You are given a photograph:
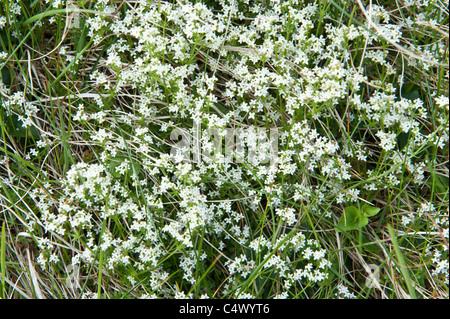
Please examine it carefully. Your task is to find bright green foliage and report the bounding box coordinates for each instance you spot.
[338,204,381,231]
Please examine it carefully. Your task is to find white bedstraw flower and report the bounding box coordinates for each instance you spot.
[435,95,449,111]
[336,283,356,299]
[376,131,396,151]
[276,207,297,226]
[0,16,7,29]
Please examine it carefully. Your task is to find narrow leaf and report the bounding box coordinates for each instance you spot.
[361,205,380,217]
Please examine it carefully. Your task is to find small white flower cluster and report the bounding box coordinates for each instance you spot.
[1,91,39,128]
[34,162,167,278]
[335,283,356,299]
[0,16,6,29]
[275,207,297,226]
[421,202,449,285]
[430,248,449,285]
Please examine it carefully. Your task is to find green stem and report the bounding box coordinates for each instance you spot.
[96,218,107,299]
[1,221,6,299]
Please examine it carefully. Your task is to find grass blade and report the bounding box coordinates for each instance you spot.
[387,224,417,299]
[1,221,6,299]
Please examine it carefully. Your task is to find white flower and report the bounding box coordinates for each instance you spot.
[276,207,297,226]
[336,283,356,299]
[376,131,396,151]
[0,16,6,29]
[435,95,449,111]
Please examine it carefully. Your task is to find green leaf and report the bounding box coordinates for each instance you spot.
[361,205,380,217]
[6,114,40,140]
[337,206,368,231]
[213,102,230,115]
[359,215,368,227]
[403,89,420,101]
[396,132,410,151]
[109,157,122,178]
[432,173,449,195]
[1,67,12,86]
